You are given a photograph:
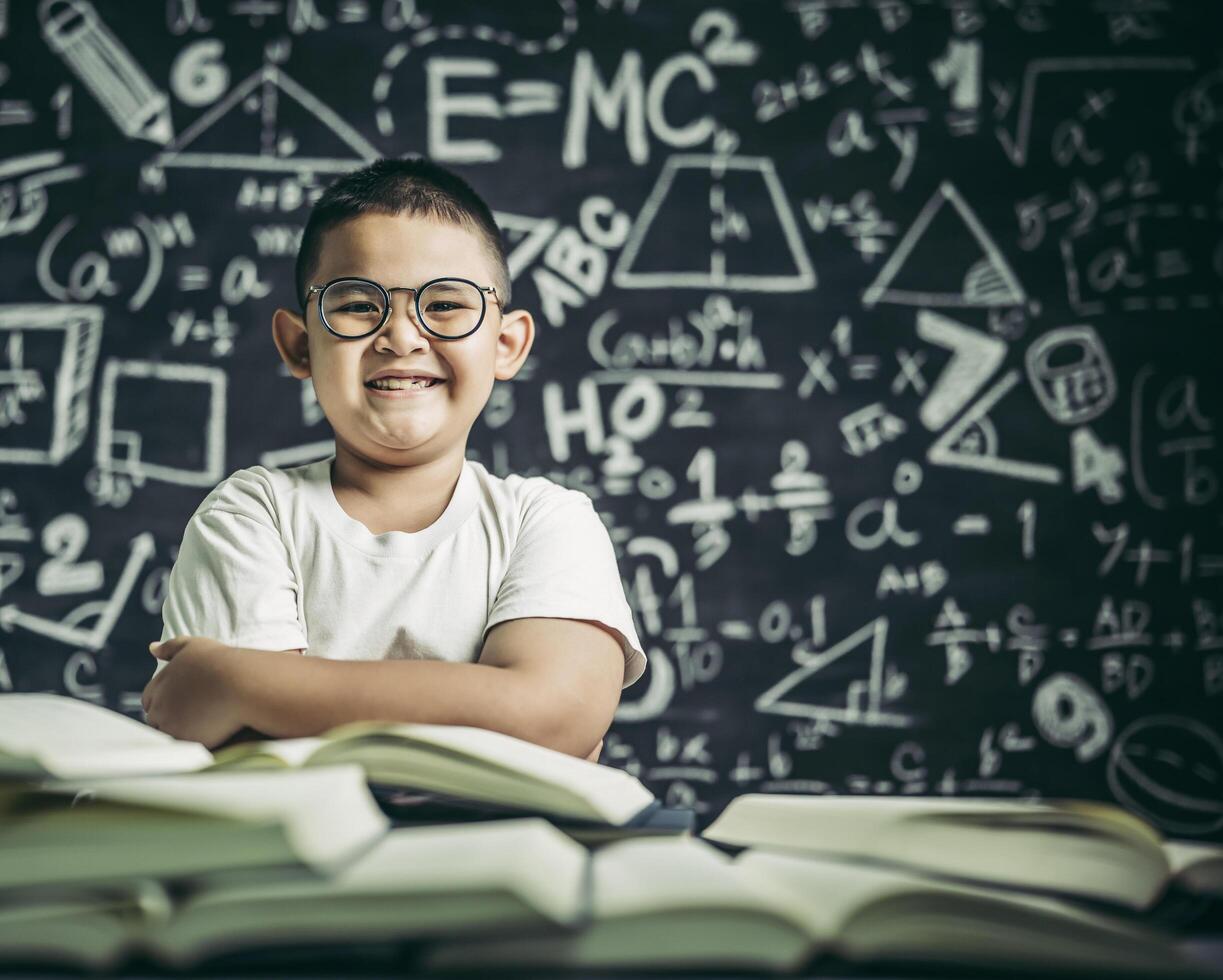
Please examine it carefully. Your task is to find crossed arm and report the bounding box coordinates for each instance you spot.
[141,617,625,759]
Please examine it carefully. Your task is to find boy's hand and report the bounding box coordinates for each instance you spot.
[142,637,248,749]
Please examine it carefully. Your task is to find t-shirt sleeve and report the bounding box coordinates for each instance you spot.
[153,499,308,679]
[485,489,647,690]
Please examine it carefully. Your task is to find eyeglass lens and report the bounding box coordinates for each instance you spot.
[320,279,485,338]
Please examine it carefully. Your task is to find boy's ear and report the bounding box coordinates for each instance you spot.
[272,307,311,379]
[493,307,535,382]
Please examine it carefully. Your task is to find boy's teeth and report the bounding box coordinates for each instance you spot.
[368,377,438,390]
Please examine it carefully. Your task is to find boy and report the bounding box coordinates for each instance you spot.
[141,158,647,762]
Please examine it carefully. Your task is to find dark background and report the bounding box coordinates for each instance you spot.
[1,0,1220,839]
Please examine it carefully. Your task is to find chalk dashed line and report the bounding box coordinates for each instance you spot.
[373,0,579,137]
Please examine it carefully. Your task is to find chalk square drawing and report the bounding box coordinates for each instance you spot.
[998,57,1194,168]
[1060,205,1211,317]
[0,304,102,465]
[862,182,1025,309]
[613,155,816,291]
[755,618,911,728]
[95,359,226,487]
[150,64,379,176]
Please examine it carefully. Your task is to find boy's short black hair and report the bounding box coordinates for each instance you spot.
[294,156,511,312]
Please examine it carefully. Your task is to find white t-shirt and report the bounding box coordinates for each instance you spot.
[157,456,647,690]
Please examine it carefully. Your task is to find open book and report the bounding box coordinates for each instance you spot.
[0,818,588,973]
[701,794,1223,910]
[0,764,389,891]
[420,835,1200,977]
[1166,841,1223,898]
[204,719,656,826]
[1,693,656,827]
[362,782,695,847]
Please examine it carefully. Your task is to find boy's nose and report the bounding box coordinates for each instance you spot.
[378,297,431,349]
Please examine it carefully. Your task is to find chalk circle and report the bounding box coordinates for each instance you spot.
[1031,672,1112,762]
[893,459,922,496]
[1107,715,1223,836]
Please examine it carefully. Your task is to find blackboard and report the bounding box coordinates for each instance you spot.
[1,0,1220,841]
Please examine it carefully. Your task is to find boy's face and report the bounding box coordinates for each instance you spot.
[272,212,533,470]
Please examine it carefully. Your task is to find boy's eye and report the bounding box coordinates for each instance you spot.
[337,302,381,315]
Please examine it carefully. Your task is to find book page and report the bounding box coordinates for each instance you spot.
[701,794,1170,909]
[47,764,390,870]
[1,694,179,750]
[306,722,655,824]
[418,837,821,975]
[177,818,587,925]
[322,722,621,789]
[591,836,817,933]
[1165,840,1223,895]
[208,737,326,769]
[0,695,214,778]
[732,849,1180,975]
[1165,840,1223,873]
[733,848,1124,937]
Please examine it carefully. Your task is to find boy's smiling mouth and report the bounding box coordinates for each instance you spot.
[365,369,446,393]
[366,377,443,390]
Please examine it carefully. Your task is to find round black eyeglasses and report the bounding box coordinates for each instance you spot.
[304,276,502,341]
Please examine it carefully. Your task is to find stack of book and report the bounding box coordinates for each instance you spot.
[0,692,689,971]
[2,693,1221,976]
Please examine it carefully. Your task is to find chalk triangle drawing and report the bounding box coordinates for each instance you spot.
[862,182,1025,308]
[927,368,1062,484]
[613,154,816,292]
[152,64,379,175]
[755,618,910,727]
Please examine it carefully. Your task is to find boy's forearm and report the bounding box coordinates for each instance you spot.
[229,648,579,753]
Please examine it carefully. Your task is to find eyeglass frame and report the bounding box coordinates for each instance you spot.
[303,275,502,341]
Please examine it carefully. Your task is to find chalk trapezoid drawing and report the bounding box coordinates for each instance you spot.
[754,618,909,727]
[613,154,816,292]
[926,368,1062,484]
[862,182,1025,309]
[153,64,380,174]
